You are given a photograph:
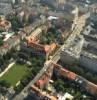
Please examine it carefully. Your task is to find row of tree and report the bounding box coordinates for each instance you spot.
[62,64,97,84]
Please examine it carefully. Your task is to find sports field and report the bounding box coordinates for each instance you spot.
[0,64,29,87]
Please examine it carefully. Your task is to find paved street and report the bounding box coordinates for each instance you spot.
[13,13,89,100]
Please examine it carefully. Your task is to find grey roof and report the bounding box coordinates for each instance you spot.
[0,2,12,15]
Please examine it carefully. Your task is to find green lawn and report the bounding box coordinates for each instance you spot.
[0,64,29,87]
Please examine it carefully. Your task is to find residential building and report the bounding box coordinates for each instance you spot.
[0,0,12,15]
[0,35,20,56]
[60,35,84,65]
[0,16,11,31]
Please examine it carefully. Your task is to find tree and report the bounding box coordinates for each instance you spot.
[14,84,24,93]
[0,28,4,32]
[21,77,29,86]
[86,72,93,80]
[11,20,19,31]
[48,26,56,33]
[6,15,23,32]
[74,91,82,100]
[0,80,10,88]
[66,98,71,100]
[54,79,65,92]
[0,39,3,46]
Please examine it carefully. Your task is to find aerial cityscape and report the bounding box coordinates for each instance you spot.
[0,0,97,100]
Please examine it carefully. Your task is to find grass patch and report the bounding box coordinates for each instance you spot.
[0,64,29,87]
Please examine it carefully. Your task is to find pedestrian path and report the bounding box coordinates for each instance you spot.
[0,62,15,78]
